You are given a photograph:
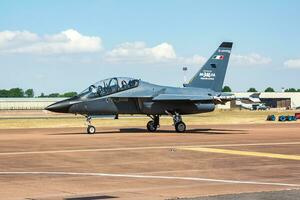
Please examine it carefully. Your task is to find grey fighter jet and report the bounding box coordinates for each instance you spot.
[46,42,234,134]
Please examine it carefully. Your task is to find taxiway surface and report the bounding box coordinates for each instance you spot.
[0,123,300,199]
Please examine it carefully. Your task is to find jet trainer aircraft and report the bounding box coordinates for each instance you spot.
[46,42,234,134]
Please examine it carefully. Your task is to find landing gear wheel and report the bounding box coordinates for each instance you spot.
[175,122,186,133]
[87,125,96,134]
[147,120,157,132]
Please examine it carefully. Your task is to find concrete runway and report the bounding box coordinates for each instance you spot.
[0,123,300,199]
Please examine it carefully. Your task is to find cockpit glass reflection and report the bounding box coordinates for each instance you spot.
[79,77,139,98]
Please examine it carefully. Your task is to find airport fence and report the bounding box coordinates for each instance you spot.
[0,98,66,110]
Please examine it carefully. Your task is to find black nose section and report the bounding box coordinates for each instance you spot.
[45,100,72,113]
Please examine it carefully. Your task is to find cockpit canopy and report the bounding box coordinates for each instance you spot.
[79,77,139,99]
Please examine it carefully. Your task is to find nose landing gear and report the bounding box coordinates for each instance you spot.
[87,125,96,134]
[86,116,96,134]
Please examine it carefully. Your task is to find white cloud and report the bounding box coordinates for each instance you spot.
[105,42,176,63]
[284,59,300,69]
[178,55,206,65]
[231,53,272,65]
[2,30,272,68]
[106,43,272,67]
[0,30,39,50]
[150,43,177,59]
[0,29,102,54]
[105,41,205,65]
[0,30,205,66]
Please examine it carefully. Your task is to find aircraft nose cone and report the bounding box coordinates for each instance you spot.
[45,100,72,113]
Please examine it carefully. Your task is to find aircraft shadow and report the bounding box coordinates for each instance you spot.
[114,128,247,134]
[51,128,248,135]
[64,195,117,200]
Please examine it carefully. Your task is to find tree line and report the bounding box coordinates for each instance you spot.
[0,88,77,98]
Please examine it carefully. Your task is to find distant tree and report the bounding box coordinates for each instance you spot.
[247,88,257,92]
[25,89,34,97]
[0,89,9,97]
[61,92,77,97]
[39,93,45,97]
[48,93,60,97]
[297,89,300,92]
[8,88,24,97]
[264,87,275,92]
[222,86,232,92]
[284,88,297,92]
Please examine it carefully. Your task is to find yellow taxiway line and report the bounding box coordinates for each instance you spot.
[179,147,300,161]
[1,142,300,156]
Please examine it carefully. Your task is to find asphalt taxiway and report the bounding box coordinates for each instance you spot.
[0,123,300,199]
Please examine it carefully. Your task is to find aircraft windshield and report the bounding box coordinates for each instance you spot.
[79,77,139,98]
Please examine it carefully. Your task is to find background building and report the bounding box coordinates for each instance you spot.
[234,92,300,109]
[0,98,66,110]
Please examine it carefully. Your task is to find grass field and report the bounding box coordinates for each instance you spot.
[0,109,299,129]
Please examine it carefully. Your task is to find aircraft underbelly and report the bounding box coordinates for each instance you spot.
[142,101,215,115]
[69,97,215,115]
[113,98,140,114]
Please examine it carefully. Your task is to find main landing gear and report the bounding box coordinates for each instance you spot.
[86,116,96,134]
[172,113,186,133]
[147,115,160,132]
[146,112,186,133]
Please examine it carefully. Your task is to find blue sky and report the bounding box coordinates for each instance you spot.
[0,0,300,94]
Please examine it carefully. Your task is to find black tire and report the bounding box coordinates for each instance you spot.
[175,122,186,133]
[87,125,96,134]
[147,120,157,132]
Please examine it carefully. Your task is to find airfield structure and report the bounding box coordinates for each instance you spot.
[0,93,300,110]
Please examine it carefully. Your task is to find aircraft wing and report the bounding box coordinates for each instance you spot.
[152,94,214,101]
[152,94,236,105]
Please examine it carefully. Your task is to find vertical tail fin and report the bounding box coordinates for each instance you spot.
[185,42,233,92]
